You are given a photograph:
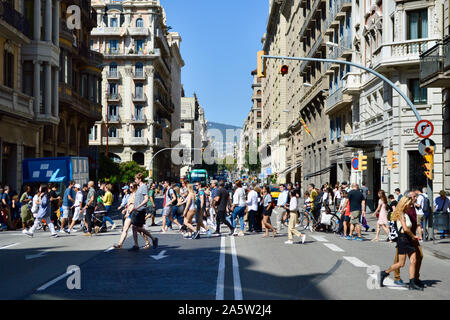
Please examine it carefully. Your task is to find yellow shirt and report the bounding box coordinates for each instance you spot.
[310,190,318,209]
[103,191,113,206]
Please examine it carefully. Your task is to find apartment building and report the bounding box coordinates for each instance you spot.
[179,94,208,177]
[89,0,184,181]
[420,0,450,191]
[0,0,103,190]
[238,69,263,175]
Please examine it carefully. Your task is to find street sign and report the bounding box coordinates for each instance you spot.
[352,158,359,170]
[418,139,436,156]
[266,168,272,175]
[415,120,434,139]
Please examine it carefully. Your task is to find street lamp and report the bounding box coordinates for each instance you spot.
[303,82,313,87]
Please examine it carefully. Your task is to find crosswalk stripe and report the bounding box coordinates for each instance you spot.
[310,235,328,242]
[323,243,345,252]
[343,256,369,268]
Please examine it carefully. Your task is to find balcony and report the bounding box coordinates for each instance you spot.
[420,37,450,88]
[128,27,149,36]
[372,38,439,72]
[325,87,352,114]
[0,84,34,120]
[326,0,351,30]
[102,137,123,145]
[106,71,121,81]
[131,115,147,124]
[128,137,148,146]
[0,1,31,39]
[104,47,122,56]
[91,27,122,36]
[154,71,169,92]
[133,70,146,81]
[132,93,147,102]
[106,115,121,124]
[106,93,121,102]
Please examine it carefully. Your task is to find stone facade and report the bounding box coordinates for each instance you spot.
[89,0,183,181]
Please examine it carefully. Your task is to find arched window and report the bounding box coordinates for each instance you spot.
[135,62,143,77]
[133,152,145,165]
[136,18,144,27]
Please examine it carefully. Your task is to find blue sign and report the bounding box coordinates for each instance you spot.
[266,168,272,175]
[23,158,72,184]
[352,158,359,170]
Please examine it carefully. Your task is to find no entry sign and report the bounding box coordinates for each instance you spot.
[415,120,434,139]
[352,158,359,170]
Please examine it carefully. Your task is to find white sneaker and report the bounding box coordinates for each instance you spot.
[232,229,238,236]
[301,235,306,244]
[284,240,294,245]
[23,230,33,237]
[295,223,301,228]
[71,229,78,233]
[111,224,116,231]
[309,226,313,233]
[238,231,245,237]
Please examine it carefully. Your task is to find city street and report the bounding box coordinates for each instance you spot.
[0,197,449,300]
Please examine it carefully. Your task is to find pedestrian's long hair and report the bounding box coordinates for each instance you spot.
[391,196,413,222]
[379,190,388,206]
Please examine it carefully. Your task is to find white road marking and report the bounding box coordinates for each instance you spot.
[36,270,74,292]
[368,274,408,291]
[216,236,226,300]
[0,243,20,250]
[343,256,369,268]
[310,235,328,242]
[150,250,168,261]
[230,236,243,300]
[323,243,345,252]
[25,251,48,260]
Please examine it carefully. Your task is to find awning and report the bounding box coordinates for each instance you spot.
[344,140,383,148]
[279,162,302,176]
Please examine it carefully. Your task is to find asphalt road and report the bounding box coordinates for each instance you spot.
[0,197,449,300]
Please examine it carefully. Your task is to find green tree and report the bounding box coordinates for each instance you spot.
[118,161,148,183]
[244,138,261,174]
[98,154,120,182]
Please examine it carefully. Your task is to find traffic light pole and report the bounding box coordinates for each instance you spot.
[148,147,204,181]
[260,55,423,122]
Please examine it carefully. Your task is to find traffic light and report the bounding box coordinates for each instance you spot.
[423,146,434,180]
[358,153,368,172]
[257,50,266,78]
[387,150,399,170]
[280,65,289,76]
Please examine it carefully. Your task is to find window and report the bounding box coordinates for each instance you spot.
[89,126,98,141]
[108,105,118,120]
[407,9,428,40]
[135,105,143,120]
[136,18,144,27]
[108,127,117,138]
[81,74,87,98]
[257,111,262,118]
[330,119,335,141]
[3,49,13,88]
[135,62,143,76]
[109,40,118,53]
[409,79,427,104]
[110,17,118,27]
[64,55,70,84]
[135,83,143,98]
[336,117,342,139]
[136,40,144,53]
[109,83,118,95]
[134,127,143,138]
[109,63,117,77]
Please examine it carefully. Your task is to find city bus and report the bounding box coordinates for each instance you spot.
[187,169,209,185]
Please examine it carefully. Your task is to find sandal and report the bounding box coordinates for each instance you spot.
[142,243,151,250]
[113,244,122,249]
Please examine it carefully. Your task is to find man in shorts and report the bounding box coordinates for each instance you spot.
[129,173,158,251]
[347,183,366,241]
[145,183,157,226]
[60,181,75,233]
[161,181,178,232]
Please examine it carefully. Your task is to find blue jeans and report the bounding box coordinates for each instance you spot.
[167,206,183,228]
[103,206,114,226]
[232,206,246,231]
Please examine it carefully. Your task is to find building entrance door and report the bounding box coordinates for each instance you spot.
[408,150,427,190]
[372,158,381,212]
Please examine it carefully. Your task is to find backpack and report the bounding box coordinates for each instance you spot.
[422,195,430,215]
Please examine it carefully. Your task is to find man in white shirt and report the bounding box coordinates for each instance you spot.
[275,185,289,233]
[285,190,306,245]
[68,184,84,233]
[246,184,259,232]
[414,188,426,241]
[231,181,247,236]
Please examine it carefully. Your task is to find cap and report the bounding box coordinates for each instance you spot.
[341,181,348,185]
[122,186,129,190]
[74,184,81,189]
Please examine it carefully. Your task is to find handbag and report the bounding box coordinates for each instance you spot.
[320,212,332,226]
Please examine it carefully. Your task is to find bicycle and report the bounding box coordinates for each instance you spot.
[298,209,340,233]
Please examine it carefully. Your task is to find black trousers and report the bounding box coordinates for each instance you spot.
[85,207,94,233]
[248,210,257,231]
[216,210,233,233]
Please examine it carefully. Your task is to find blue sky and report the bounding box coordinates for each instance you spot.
[161,0,268,127]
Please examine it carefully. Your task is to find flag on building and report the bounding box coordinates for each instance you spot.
[300,116,312,136]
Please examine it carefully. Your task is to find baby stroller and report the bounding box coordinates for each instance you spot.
[93,200,108,233]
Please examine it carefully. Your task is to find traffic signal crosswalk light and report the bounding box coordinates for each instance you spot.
[280,65,289,76]
[257,51,266,78]
[358,153,368,172]
[423,146,434,180]
[387,150,399,170]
